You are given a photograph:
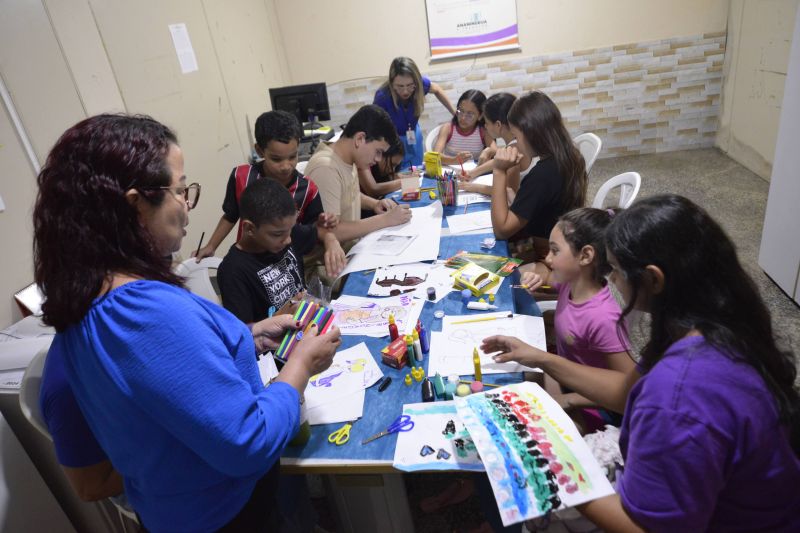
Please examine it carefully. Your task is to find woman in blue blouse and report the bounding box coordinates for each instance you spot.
[373,56,456,169]
[33,114,340,532]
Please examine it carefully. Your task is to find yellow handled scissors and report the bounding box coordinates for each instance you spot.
[328,420,355,446]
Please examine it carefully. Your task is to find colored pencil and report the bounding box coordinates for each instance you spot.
[450,313,513,325]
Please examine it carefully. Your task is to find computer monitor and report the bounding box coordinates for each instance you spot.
[269,82,331,123]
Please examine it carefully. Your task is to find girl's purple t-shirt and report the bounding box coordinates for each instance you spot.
[618,335,800,532]
[554,282,628,368]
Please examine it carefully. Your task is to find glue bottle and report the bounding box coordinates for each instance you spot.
[388,313,398,341]
[412,329,423,362]
[467,301,498,311]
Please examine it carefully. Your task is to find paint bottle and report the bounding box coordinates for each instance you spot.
[405,335,416,364]
[388,313,398,341]
[422,378,435,402]
[413,330,424,362]
[419,322,430,354]
[461,289,472,306]
[427,287,436,301]
[473,347,482,381]
[432,372,445,397]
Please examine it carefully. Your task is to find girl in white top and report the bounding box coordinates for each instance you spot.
[434,90,493,165]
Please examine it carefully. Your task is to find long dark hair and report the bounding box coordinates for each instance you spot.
[606,194,800,453]
[558,207,617,284]
[483,92,516,125]
[508,91,586,211]
[452,89,486,128]
[33,114,184,331]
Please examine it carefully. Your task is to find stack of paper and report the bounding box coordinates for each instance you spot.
[303,343,383,425]
[339,201,443,276]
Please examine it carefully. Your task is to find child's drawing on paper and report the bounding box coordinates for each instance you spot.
[330,295,422,337]
[303,343,383,410]
[455,382,613,526]
[309,357,368,388]
[393,402,484,472]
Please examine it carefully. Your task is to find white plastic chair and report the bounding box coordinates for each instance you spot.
[573,133,602,173]
[19,346,52,440]
[592,172,641,209]
[537,300,557,313]
[19,347,140,530]
[174,257,222,304]
[425,124,443,152]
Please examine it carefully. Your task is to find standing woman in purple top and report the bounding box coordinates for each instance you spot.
[373,56,456,169]
[485,194,800,531]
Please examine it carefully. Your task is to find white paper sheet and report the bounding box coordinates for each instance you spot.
[168,23,198,74]
[456,383,615,525]
[456,192,491,206]
[303,343,383,410]
[339,202,443,276]
[330,295,423,337]
[472,174,493,187]
[393,401,485,472]
[367,261,456,302]
[427,313,545,377]
[446,210,493,235]
[305,389,364,425]
[447,161,477,173]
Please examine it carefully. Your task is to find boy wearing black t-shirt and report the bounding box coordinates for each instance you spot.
[218,178,326,324]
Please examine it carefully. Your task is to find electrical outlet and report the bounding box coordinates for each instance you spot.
[0,194,5,212]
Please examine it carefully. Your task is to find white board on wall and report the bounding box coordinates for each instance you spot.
[425,0,520,60]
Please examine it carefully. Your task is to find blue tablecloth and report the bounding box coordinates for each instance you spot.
[282,178,541,467]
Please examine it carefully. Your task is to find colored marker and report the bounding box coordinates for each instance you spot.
[473,347,482,382]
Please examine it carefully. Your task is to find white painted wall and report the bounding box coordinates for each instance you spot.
[273,0,729,85]
[717,0,800,179]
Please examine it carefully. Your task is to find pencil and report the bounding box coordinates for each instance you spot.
[451,313,513,325]
[460,379,503,389]
[511,284,552,290]
[195,231,205,258]
[463,199,469,214]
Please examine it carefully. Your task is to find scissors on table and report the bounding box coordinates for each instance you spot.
[328,420,355,446]
[361,414,414,445]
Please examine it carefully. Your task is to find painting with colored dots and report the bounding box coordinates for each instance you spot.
[393,401,484,472]
[455,382,614,526]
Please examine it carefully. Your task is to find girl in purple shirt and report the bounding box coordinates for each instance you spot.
[485,194,800,531]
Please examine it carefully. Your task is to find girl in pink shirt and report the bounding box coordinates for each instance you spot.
[504,207,635,431]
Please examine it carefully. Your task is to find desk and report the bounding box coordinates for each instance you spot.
[281,179,542,531]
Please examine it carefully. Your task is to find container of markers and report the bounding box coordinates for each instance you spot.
[274,299,336,363]
[435,170,459,207]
